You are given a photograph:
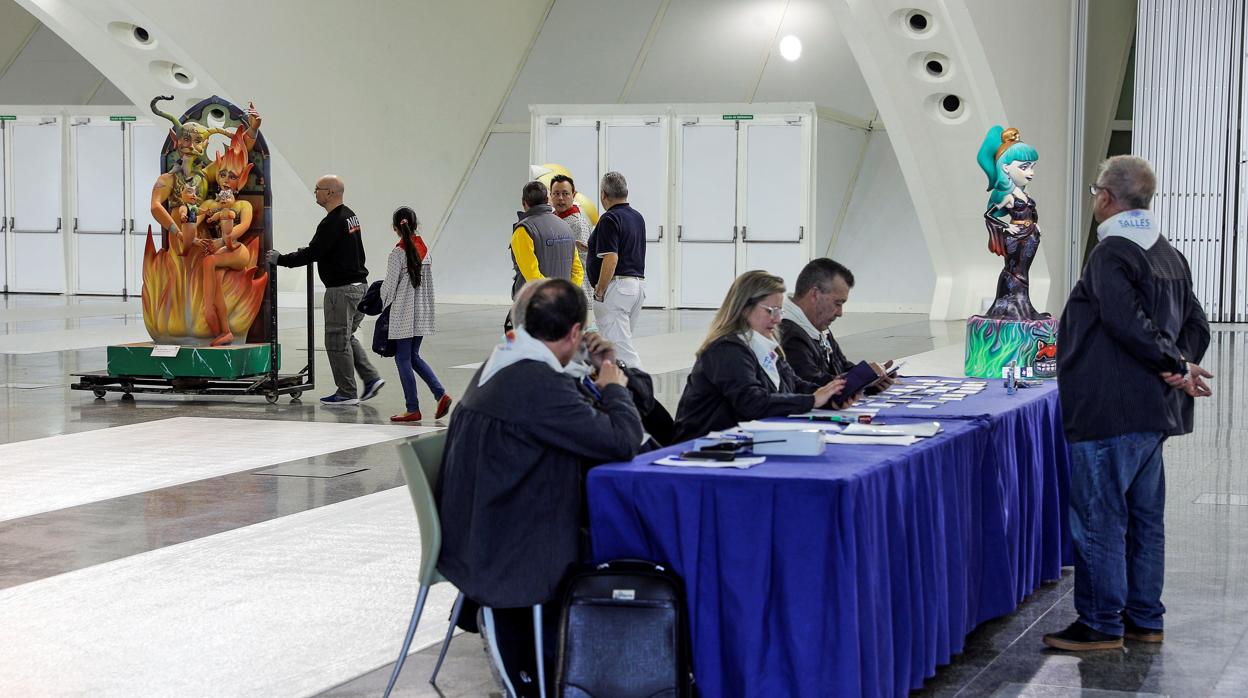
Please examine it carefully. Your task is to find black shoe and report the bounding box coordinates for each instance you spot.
[1122,615,1164,643]
[1043,621,1124,651]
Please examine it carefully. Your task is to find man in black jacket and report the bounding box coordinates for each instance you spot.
[436,278,643,695]
[780,258,893,389]
[1044,155,1213,651]
[266,175,383,405]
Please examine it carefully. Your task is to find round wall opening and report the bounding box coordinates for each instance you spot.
[927,92,968,124]
[107,21,158,50]
[896,9,936,37]
[148,60,198,90]
[908,51,952,83]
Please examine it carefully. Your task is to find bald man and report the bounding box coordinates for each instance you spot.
[267,175,383,405]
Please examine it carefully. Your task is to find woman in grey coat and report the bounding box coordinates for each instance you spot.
[381,206,451,422]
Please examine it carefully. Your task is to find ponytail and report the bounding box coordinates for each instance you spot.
[393,206,423,288]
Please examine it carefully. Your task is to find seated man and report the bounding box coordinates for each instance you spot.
[436,278,643,697]
[780,258,894,390]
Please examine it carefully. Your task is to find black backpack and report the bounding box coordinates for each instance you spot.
[556,559,695,697]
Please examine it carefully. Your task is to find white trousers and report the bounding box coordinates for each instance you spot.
[592,277,645,368]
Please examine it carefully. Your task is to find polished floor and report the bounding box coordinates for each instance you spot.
[0,294,1244,697]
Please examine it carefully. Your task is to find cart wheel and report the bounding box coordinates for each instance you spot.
[265,392,279,404]
[121,392,135,402]
[290,391,303,402]
[92,389,107,399]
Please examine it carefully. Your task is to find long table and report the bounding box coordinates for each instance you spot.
[586,380,1070,697]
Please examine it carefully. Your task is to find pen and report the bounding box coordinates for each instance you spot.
[807,415,854,423]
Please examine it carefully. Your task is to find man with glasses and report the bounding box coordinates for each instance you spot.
[1044,155,1212,651]
[550,174,596,328]
[780,258,894,390]
[266,175,383,405]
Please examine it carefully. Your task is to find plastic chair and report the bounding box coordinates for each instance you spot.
[384,432,547,698]
[384,432,466,697]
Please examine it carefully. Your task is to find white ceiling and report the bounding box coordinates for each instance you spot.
[0,0,127,105]
[502,0,878,122]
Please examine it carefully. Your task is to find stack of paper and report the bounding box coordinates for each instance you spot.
[824,434,916,446]
[842,421,942,438]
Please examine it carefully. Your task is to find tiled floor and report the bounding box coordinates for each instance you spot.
[0,294,1243,697]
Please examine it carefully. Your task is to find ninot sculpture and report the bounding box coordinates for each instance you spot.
[965,125,1059,378]
[142,96,269,346]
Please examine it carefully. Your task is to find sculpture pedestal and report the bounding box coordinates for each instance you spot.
[107,342,278,379]
[964,316,1058,379]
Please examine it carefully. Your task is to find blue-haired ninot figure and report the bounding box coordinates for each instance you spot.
[976,125,1049,320]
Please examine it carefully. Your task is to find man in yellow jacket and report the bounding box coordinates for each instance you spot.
[507,181,583,331]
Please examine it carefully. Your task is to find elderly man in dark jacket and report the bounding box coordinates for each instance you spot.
[436,278,642,695]
[1045,155,1212,652]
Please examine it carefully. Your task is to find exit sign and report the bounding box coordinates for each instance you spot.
[0,115,15,121]
[722,114,754,121]
[109,115,137,122]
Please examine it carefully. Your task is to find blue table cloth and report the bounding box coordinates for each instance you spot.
[587,381,1071,698]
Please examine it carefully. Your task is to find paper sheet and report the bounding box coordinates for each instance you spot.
[842,422,941,438]
[653,456,766,469]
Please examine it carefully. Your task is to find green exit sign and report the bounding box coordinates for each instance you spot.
[722,114,754,121]
[0,115,16,121]
[109,115,137,122]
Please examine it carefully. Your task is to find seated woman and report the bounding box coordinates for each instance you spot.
[672,270,848,443]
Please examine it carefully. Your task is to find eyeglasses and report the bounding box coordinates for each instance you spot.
[314,186,336,193]
[1088,184,1115,198]
[759,304,783,317]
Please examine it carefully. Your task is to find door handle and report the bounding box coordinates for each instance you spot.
[677,225,682,241]
[798,225,804,241]
[658,225,663,241]
[741,225,748,240]
[733,226,738,241]
[56,217,62,233]
[73,217,79,234]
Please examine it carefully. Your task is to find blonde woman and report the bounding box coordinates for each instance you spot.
[672,270,847,442]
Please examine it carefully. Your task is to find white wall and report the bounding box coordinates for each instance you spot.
[832,128,934,312]
[433,133,529,302]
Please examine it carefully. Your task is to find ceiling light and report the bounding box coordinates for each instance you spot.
[779,35,802,62]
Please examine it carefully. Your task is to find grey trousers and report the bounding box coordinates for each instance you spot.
[324,284,379,398]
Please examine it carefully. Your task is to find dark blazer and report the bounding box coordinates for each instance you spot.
[1057,235,1210,442]
[779,318,854,385]
[672,334,819,443]
[435,360,644,608]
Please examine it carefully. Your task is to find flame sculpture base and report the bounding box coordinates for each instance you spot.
[107,342,279,380]
[964,316,1058,379]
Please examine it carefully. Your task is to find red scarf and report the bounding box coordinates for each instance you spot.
[398,234,428,260]
[555,204,580,220]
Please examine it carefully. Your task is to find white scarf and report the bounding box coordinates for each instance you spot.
[781,297,822,341]
[478,328,565,386]
[744,330,781,389]
[1097,209,1160,250]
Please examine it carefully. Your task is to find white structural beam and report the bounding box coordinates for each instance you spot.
[828,0,1049,320]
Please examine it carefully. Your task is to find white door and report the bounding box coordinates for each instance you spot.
[72,120,127,295]
[542,120,599,209]
[676,122,738,308]
[1,122,8,292]
[11,119,65,293]
[130,123,168,293]
[740,121,808,291]
[603,120,667,307]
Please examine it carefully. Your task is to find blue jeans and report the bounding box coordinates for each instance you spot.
[1069,431,1167,635]
[393,336,445,413]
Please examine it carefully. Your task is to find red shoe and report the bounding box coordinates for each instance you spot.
[390,411,423,423]
[434,394,454,419]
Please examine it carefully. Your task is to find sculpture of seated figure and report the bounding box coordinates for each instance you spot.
[141,96,268,346]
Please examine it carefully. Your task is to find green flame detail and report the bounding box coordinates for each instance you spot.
[964,317,1059,378]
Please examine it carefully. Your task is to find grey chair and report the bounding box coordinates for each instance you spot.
[384,433,546,698]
